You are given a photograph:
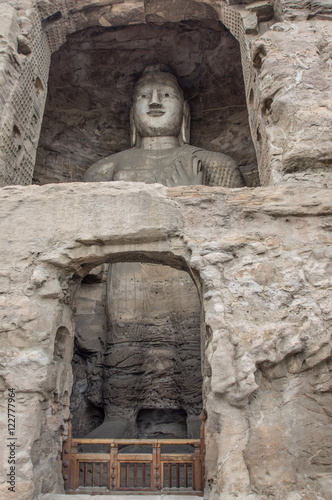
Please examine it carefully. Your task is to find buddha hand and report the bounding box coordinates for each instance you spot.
[168,155,203,186]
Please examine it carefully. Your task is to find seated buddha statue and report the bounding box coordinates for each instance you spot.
[84,64,244,187]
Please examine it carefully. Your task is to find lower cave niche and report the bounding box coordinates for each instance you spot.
[70,261,203,441]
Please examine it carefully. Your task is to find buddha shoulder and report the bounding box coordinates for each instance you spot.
[83,149,135,182]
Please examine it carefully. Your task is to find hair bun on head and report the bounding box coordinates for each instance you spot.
[135,64,182,96]
[142,64,175,76]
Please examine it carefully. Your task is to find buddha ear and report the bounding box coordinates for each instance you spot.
[179,100,190,145]
[130,108,137,147]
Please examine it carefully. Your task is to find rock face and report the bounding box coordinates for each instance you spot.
[245,358,332,497]
[0,182,331,500]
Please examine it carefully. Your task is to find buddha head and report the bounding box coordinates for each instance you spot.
[130,64,190,147]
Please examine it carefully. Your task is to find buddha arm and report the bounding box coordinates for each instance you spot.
[197,150,245,188]
[83,157,117,182]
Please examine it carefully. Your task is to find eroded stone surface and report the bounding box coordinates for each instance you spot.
[0,182,331,499]
[250,19,332,186]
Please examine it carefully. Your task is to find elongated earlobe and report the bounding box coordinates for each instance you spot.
[179,101,190,145]
[130,108,136,147]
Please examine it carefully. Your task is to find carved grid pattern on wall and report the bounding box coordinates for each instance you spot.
[0,9,51,186]
[40,0,79,53]
[219,5,264,183]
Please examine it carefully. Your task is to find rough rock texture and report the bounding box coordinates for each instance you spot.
[0,181,331,499]
[0,0,331,188]
[250,19,332,186]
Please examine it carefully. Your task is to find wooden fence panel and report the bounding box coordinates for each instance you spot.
[62,411,207,495]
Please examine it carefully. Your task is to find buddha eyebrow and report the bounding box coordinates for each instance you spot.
[135,87,180,99]
[159,89,180,96]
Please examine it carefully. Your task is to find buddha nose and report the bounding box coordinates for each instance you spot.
[149,89,162,107]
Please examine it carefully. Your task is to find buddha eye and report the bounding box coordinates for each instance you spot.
[141,94,147,99]
[164,93,170,97]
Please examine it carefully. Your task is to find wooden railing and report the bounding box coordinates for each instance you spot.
[62,412,206,495]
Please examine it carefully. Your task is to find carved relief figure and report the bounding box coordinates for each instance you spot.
[84,64,244,187]
[83,65,244,440]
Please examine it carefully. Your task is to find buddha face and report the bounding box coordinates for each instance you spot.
[132,73,184,138]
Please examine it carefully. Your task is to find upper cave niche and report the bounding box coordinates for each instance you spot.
[34,21,258,186]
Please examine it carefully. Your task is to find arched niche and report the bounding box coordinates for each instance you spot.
[70,258,204,441]
[34,20,258,186]
[54,325,72,362]
[0,0,267,187]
